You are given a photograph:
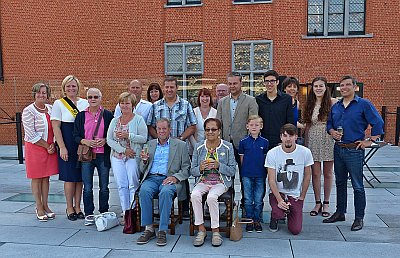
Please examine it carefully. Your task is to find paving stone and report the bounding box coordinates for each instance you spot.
[291,239,400,258]
[174,235,292,257]
[0,243,110,258]
[0,200,33,213]
[0,225,78,245]
[108,249,228,258]
[377,214,400,228]
[339,226,400,243]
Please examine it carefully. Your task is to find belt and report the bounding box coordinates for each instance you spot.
[150,173,166,177]
[337,142,359,149]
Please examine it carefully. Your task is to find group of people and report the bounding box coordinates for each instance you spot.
[22,70,384,247]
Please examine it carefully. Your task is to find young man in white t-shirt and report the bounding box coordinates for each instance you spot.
[265,124,313,235]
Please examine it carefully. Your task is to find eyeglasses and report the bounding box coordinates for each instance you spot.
[264,80,277,84]
[205,128,218,132]
[87,96,100,99]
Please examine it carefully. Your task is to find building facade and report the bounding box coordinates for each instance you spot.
[0,0,399,144]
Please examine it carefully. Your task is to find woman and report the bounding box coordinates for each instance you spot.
[282,77,304,129]
[146,82,163,103]
[51,75,89,221]
[107,92,148,214]
[73,88,113,225]
[189,88,217,148]
[22,83,58,221]
[303,76,337,217]
[190,118,237,247]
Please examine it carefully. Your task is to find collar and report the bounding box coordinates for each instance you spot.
[157,138,170,146]
[204,139,223,151]
[248,134,260,140]
[230,92,242,101]
[162,95,180,105]
[338,94,360,104]
[84,106,103,113]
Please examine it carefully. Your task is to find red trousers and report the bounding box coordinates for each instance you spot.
[269,193,304,235]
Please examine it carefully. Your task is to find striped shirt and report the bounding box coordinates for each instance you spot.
[147,96,197,138]
[22,103,53,143]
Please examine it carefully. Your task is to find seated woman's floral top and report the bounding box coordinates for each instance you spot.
[200,148,223,185]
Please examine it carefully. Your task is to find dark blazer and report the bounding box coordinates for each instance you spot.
[73,108,114,168]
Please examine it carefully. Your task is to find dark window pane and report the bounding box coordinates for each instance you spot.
[167,0,183,6]
[234,0,252,2]
[186,0,202,4]
[253,44,271,70]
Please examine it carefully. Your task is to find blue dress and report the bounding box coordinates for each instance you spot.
[58,121,81,182]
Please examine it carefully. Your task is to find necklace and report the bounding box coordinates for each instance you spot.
[33,103,47,112]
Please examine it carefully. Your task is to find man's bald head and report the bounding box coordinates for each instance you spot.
[128,80,143,101]
[216,83,229,101]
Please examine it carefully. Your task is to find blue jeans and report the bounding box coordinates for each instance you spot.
[81,154,110,216]
[242,176,266,222]
[334,145,365,219]
[139,175,177,231]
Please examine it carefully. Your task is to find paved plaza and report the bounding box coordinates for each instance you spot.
[0,145,399,258]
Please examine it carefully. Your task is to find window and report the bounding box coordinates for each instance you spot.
[233,0,272,4]
[307,0,365,36]
[165,43,203,101]
[232,40,273,96]
[166,0,202,6]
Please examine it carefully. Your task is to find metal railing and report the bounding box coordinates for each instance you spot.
[0,109,23,164]
[381,106,400,146]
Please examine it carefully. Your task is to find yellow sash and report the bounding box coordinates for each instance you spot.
[60,98,79,118]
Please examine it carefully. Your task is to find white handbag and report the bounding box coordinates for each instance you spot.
[94,212,119,232]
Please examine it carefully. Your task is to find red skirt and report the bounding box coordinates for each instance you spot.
[25,142,58,179]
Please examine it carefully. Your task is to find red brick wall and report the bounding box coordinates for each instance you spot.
[0,0,399,145]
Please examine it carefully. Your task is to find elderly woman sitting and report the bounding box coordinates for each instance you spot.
[190,118,237,247]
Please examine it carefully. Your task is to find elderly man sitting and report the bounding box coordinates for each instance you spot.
[136,118,190,246]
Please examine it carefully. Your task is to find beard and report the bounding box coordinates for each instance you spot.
[284,142,293,149]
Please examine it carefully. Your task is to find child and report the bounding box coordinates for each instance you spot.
[238,115,269,233]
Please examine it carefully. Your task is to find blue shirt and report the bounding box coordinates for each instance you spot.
[238,135,269,177]
[229,93,241,122]
[149,139,170,176]
[327,95,384,144]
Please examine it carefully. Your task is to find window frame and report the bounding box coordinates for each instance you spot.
[164,42,204,99]
[232,40,273,96]
[307,0,366,37]
[165,0,203,7]
[233,0,273,4]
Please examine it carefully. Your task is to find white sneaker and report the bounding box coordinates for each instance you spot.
[84,215,95,226]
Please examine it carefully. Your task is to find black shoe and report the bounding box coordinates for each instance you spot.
[322,212,345,223]
[246,223,254,233]
[182,210,190,221]
[156,231,167,246]
[76,211,85,219]
[254,222,263,233]
[269,217,278,232]
[351,218,363,231]
[66,209,77,221]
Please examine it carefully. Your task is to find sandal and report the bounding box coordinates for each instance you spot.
[322,201,330,217]
[310,201,322,216]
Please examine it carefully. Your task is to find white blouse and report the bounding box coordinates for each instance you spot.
[22,103,53,143]
[50,98,89,122]
[191,106,217,144]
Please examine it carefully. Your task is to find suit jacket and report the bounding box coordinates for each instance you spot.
[139,138,190,200]
[216,93,258,149]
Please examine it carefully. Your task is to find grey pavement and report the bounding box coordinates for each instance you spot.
[0,145,399,257]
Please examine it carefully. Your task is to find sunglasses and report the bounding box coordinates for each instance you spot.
[87,96,100,99]
[205,128,218,132]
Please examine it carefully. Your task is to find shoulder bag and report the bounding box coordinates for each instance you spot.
[77,109,104,162]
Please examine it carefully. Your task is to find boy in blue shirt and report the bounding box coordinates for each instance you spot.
[239,115,269,232]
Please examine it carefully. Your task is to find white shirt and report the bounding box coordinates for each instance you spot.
[114,99,152,122]
[192,107,217,143]
[50,98,89,122]
[265,144,314,198]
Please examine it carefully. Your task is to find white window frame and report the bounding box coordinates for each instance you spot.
[165,0,203,7]
[164,42,204,99]
[307,0,367,37]
[233,0,272,4]
[232,40,273,96]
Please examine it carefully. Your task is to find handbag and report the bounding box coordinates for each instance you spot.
[77,109,104,162]
[94,212,119,232]
[123,199,138,234]
[230,202,253,241]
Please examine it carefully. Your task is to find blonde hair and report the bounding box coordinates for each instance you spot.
[247,115,263,124]
[118,92,137,106]
[61,75,81,96]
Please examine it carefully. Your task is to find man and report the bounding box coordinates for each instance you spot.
[114,79,152,122]
[217,72,258,208]
[147,76,197,218]
[136,118,190,246]
[265,124,313,235]
[323,75,384,231]
[256,70,294,150]
[213,83,229,108]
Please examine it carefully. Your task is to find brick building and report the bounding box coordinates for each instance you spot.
[0,0,399,144]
